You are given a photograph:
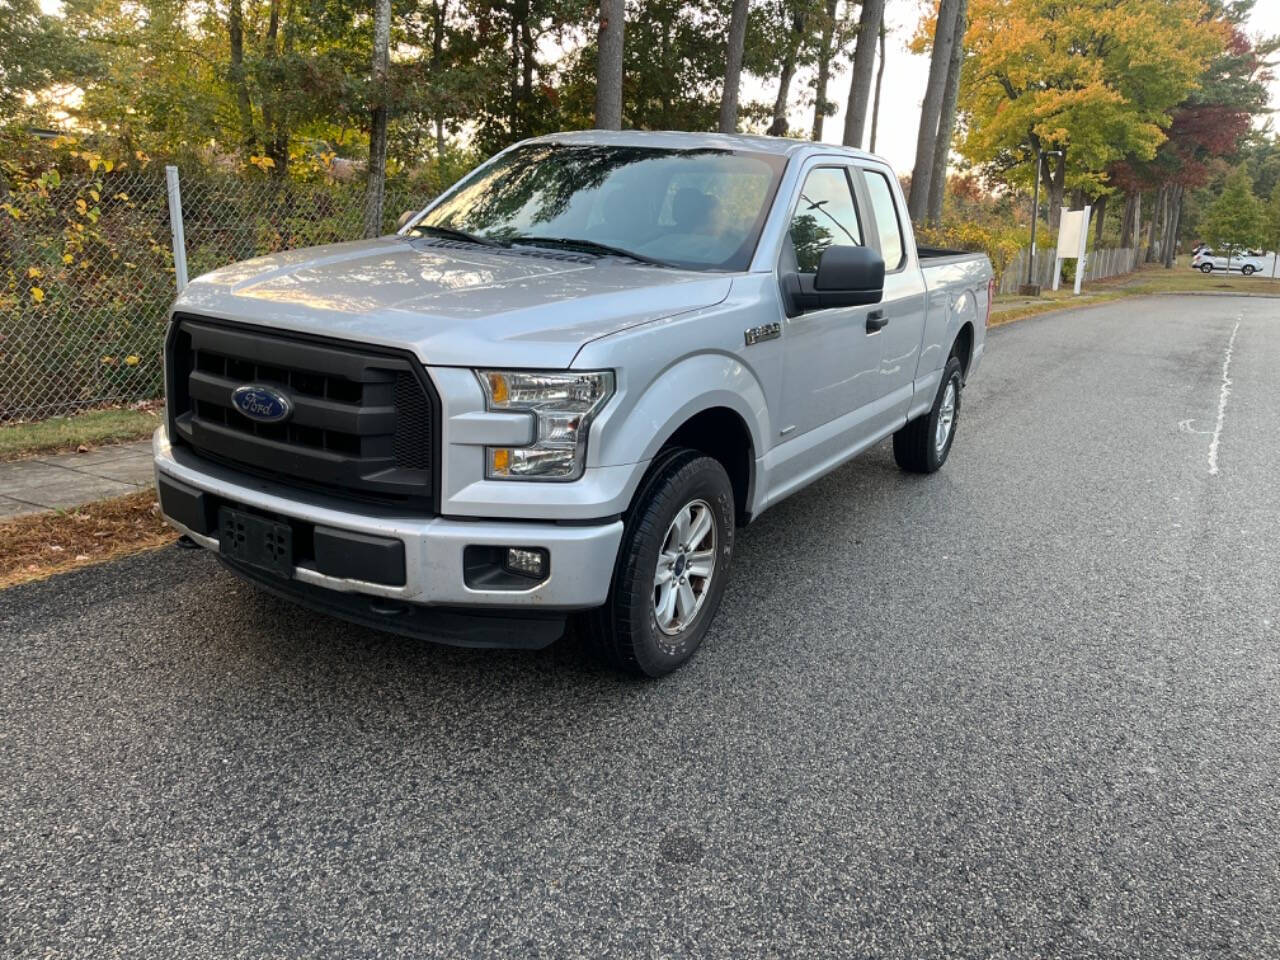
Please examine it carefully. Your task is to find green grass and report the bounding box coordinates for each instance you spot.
[0,407,159,461]
[991,263,1280,328]
[1108,263,1280,296]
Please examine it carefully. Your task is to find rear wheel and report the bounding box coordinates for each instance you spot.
[1200,263,1214,274]
[893,355,963,474]
[583,449,735,677]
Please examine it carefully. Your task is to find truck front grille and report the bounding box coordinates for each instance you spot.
[166,315,437,507]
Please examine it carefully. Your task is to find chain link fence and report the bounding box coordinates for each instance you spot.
[2,170,175,421]
[177,173,420,285]
[5,165,1148,423]
[1,168,425,422]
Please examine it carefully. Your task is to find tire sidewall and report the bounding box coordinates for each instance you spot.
[620,456,735,676]
[926,358,963,471]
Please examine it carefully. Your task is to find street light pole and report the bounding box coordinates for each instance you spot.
[1026,150,1042,288]
[1023,147,1063,293]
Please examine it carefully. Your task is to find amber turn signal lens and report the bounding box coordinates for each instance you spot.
[490,448,511,475]
[485,372,509,405]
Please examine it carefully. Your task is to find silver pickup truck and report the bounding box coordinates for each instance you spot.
[155,130,992,675]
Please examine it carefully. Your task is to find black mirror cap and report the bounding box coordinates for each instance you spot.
[814,244,886,293]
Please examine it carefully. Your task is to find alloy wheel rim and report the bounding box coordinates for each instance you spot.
[653,498,716,636]
[935,379,957,456]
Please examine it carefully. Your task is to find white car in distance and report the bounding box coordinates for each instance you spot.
[1190,248,1266,275]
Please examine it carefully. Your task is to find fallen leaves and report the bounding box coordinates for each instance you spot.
[0,490,176,589]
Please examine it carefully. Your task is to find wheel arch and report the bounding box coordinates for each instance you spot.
[654,406,756,525]
[952,321,975,376]
[595,353,767,526]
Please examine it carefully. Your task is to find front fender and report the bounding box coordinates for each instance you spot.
[588,351,770,479]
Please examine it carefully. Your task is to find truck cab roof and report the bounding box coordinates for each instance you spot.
[521,129,881,164]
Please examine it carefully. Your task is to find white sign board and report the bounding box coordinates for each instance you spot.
[1053,206,1092,295]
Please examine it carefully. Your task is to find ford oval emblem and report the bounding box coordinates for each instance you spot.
[231,384,294,423]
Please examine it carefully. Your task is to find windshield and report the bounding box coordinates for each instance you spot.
[415,142,787,271]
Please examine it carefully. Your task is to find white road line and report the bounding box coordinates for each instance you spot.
[1207,319,1241,477]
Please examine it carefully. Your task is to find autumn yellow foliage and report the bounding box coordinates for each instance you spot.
[957,0,1224,195]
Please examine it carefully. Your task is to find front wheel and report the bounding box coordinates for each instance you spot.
[1242,265,1256,276]
[893,355,963,474]
[583,450,735,677]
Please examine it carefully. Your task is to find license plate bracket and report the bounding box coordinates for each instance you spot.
[218,506,293,577]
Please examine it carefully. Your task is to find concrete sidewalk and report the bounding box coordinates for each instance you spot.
[0,439,154,519]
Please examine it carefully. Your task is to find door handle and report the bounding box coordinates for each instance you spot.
[866,309,888,333]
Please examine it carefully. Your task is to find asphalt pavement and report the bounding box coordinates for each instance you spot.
[3,294,1278,958]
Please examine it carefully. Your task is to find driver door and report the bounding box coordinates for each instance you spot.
[774,164,884,481]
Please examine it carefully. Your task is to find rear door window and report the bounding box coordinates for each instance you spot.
[862,169,906,271]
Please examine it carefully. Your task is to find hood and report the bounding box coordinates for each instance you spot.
[174,236,733,368]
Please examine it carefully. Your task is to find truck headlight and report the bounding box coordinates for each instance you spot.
[476,370,614,480]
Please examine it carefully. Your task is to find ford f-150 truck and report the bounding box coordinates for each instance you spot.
[155,130,992,676]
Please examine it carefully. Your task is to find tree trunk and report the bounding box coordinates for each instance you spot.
[869,19,886,152]
[508,11,521,136]
[811,0,840,140]
[769,55,798,136]
[1162,185,1184,269]
[1093,193,1108,247]
[769,12,806,137]
[718,0,750,133]
[1131,191,1141,269]
[594,0,625,129]
[659,16,672,123]
[1145,184,1166,263]
[926,0,968,225]
[1046,151,1066,240]
[430,1,448,155]
[520,14,534,113]
[362,0,392,238]
[228,0,256,151]
[261,0,285,176]
[1119,190,1138,248]
[842,0,886,149]
[907,0,962,222]
[269,0,296,177]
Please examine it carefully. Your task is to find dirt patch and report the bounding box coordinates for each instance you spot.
[0,489,177,589]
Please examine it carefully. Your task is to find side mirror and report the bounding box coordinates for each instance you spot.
[784,245,885,315]
[397,210,418,230]
[814,245,885,300]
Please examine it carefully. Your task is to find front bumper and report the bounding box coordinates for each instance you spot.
[152,426,623,615]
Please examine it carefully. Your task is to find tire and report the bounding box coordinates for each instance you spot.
[1242,265,1255,276]
[583,449,735,677]
[1200,263,1214,274]
[893,355,963,474]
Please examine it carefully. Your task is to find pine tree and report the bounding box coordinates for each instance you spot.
[1201,169,1266,270]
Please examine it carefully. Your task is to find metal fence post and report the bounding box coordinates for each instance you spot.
[165,164,189,294]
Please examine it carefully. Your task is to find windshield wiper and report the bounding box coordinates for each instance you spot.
[507,235,670,266]
[411,224,506,248]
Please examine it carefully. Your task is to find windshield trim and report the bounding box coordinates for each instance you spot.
[412,142,790,274]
